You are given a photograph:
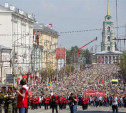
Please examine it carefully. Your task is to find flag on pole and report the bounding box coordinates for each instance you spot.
[49,24,53,29]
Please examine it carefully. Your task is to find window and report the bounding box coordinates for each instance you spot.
[107,36,110,41]
[107,26,110,32]
[107,46,110,51]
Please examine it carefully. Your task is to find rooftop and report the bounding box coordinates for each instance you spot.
[95,51,123,55]
[34,22,59,37]
[0,3,35,21]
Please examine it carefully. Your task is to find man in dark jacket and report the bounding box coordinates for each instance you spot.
[51,93,58,113]
[123,94,126,107]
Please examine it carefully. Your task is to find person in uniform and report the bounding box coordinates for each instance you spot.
[0,90,4,113]
[12,87,17,113]
[63,96,67,109]
[59,95,64,110]
[1,86,6,113]
[5,87,14,113]
[44,95,50,110]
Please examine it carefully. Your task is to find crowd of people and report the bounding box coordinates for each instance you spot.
[0,64,126,113]
[29,64,125,96]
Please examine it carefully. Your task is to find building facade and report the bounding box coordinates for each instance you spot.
[0,45,11,83]
[34,23,59,70]
[93,0,122,64]
[0,3,35,77]
[31,32,43,78]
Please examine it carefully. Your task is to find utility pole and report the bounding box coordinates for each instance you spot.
[113,38,126,51]
[116,0,119,39]
[56,59,58,82]
[125,25,126,50]
[63,49,66,80]
[46,48,48,83]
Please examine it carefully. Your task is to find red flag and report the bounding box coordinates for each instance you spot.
[49,24,53,28]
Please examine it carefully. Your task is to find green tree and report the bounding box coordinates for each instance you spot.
[84,49,92,64]
[66,50,71,64]
[119,51,126,79]
[66,46,92,64]
[65,65,75,74]
[66,46,78,64]
[70,46,78,64]
[78,49,92,64]
[48,65,56,81]
[40,70,48,80]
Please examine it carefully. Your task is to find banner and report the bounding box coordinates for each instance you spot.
[97,58,104,63]
[84,90,105,96]
[56,48,65,59]
[6,74,14,83]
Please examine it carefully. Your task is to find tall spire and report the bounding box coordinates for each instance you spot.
[107,0,110,16]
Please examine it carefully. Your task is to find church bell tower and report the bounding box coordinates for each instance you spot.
[101,0,116,52]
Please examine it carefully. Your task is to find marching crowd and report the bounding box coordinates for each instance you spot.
[29,93,126,112]
[0,64,126,113]
[29,64,125,97]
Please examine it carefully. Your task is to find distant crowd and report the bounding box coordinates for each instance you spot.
[0,64,126,113]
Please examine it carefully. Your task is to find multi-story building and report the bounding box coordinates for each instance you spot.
[31,31,43,78]
[0,45,11,83]
[0,3,35,77]
[34,23,59,70]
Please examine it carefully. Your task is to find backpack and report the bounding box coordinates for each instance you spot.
[52,96,56,103]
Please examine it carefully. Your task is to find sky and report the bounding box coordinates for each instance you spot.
[1,0,126,51]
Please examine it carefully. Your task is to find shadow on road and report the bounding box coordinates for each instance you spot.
[77,111,126,113]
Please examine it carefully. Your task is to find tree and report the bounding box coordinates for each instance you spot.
[66,46,92,65]
[40,70,48,80]
[66,46,78,64]
[119,51,126,79]
[66,50,71,64]
[78,49,92,64]
[48,65,56,81]
[65,65,74,75]
[70,46,78,64]
[84,49,92,64]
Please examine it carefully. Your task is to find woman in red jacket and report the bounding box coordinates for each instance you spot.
[44,96,50,110]
[17,79,29,113]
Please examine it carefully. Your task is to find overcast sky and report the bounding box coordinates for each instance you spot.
[1,0,126,51]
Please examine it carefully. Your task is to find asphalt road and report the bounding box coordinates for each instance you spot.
[28,106,126,113]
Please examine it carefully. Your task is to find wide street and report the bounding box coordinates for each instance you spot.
[29,106,126,113]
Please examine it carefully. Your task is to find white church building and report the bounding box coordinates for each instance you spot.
[94,0,122,64]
